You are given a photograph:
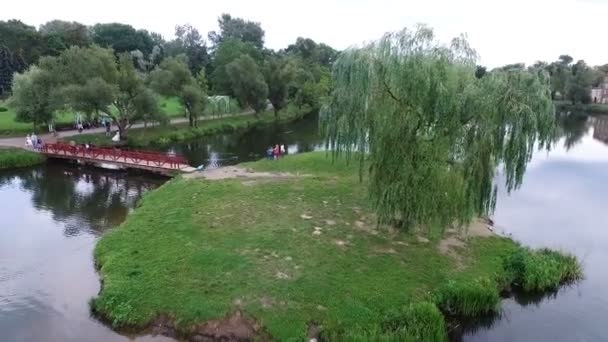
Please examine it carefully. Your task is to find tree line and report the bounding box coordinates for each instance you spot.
[477,55,608,105]
[0,15,337,138]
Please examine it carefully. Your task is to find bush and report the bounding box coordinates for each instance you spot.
[503,248,583,292]
[433,277,500,317]
[0,106,8,112]
[324,302,447,342]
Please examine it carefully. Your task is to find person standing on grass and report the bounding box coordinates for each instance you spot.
[266,146,274,160]
[273,144,280,160]
[280,144,286,157]
[105,120,111,137]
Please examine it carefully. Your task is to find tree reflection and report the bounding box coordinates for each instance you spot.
[160,113,323,168]
[553,112,590,150]
[13,162,163,236]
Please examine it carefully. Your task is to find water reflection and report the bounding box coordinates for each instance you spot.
[460,113,608,341]
[162,113,323,168]
[0,163,167,342]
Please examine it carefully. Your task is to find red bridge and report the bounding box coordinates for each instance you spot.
[41,143,195,175]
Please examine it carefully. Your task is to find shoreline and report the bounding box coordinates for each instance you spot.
[91,153,582,341]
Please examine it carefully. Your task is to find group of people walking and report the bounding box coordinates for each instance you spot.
[267,144,286,160]
[25,133,43,150]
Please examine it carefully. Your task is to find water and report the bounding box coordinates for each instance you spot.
[0,162,173,342]
[457,115,608,341]
[2,113,608,341]
[159,113,323,169]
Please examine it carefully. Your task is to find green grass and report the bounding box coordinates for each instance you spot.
[0,148,46,169]
[67,106,309,148]
[324,302,447,341]
[91,152,579,340]
[433,278,500,317]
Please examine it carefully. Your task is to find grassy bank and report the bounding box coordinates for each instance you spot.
[67,106,310,148]
[92,152,582,340]
[0,148,46,169]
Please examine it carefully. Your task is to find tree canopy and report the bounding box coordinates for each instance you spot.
[91,23,156,55]
[149,55,207,127]
[226,55,268,114]
[323,26,554,234]
[209,14,265,49]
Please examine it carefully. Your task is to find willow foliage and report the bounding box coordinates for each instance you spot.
[322,26,554,234]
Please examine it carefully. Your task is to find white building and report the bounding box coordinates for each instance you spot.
[591,78,608,104]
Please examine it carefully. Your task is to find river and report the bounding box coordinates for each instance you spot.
[0,113,606,341]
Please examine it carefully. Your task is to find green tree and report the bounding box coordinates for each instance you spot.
[0,45,17,96]
[323,26,554,234]
[39,20,91,50]
[0,20,44,66]
[264,56,294,117]
[208,14,265,49]
[149,55,207,127]
[10,66,56,130]
[209,38,262,95]
[91,23,155,55]
[170,24,209,74]
[285,37,338,67]
[226,55,268,115]
[42,46,163,140]
[566,60,594,105]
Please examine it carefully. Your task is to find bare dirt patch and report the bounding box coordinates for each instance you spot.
[190,310,264,341]
[184,166,309,181]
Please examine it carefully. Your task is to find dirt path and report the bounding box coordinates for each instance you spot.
[183,166,307,181]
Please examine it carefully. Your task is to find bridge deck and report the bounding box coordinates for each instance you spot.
[40,143,194,175]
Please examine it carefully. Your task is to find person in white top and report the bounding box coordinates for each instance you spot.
[25,134,32,148]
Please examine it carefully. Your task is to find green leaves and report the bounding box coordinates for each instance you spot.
[226,55,268,114]
[324,26,555,235]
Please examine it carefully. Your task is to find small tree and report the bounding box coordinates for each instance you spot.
[226,55,268,115]
[10,66,56,130]
[149,55,207,127]
[264,56,295,118]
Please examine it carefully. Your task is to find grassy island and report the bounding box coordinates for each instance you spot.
[92,153,581,341]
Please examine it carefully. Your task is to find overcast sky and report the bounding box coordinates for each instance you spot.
[2,0,606,67]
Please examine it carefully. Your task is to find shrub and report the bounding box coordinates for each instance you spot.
[0,106,8,112]
[433,278,500,317]
[324,302,447,342]
[503,248,583,291]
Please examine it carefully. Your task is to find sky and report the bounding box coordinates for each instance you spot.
[2,0,607,68]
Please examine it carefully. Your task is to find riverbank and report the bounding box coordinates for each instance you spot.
[66,106,310,148]
[555,101,608,114]
[92,152,582,340]
[0,148,46,170]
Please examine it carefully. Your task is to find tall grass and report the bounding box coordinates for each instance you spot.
[323,302,447,342]
[433,278,500,317]
[503,247,583,291]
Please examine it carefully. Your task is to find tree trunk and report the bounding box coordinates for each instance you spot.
[117,120,129,141]
[274,108,279,119]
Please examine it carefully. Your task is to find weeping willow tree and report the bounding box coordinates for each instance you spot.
[322,26,554,235]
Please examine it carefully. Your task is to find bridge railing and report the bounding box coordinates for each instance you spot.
[41,143,189,169]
